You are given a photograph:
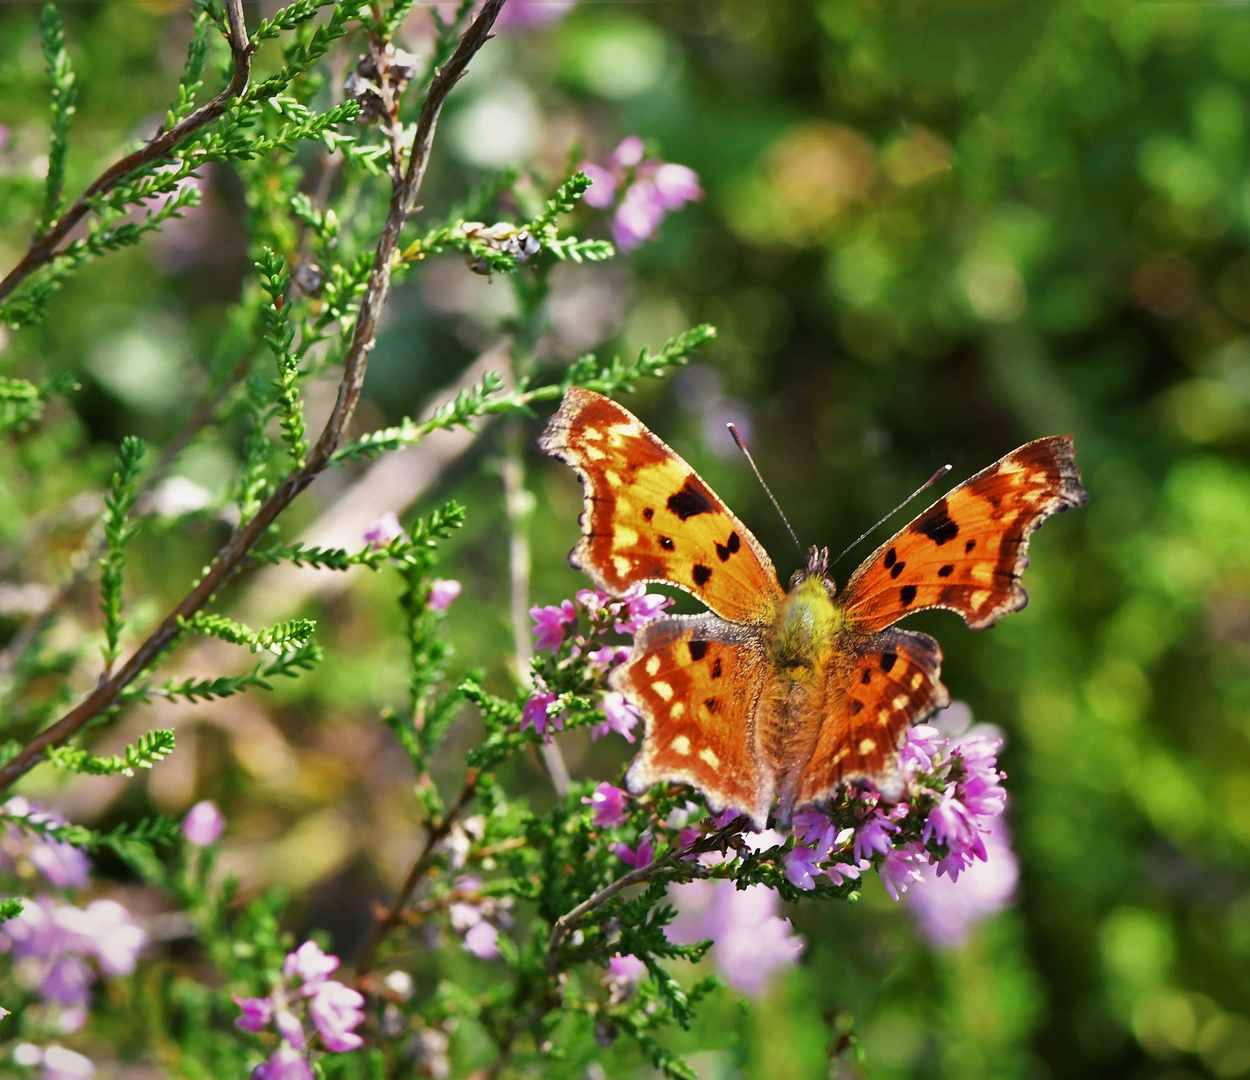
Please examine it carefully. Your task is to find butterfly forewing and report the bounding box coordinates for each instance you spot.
[615,614,774,829]
[539,388,784,625]
[839,435,1089,633]
[795,628,949,807]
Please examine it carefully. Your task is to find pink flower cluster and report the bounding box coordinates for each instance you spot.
[2,797,91,889]
[234,941,366,1080]
[448,873,512,961]
[581,137,703,250]
[524,585,671,742]
[3,898,146,1024]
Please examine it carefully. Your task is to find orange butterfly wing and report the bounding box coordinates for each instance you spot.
[538,388,784,625]
[792,628,949,812]
[839,435,1089,633]
[614,614,773,829]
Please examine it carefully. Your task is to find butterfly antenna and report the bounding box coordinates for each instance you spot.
[727,423,804,558]
[832,464,954,566]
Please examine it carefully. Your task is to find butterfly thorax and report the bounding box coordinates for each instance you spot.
[769,574,842,674]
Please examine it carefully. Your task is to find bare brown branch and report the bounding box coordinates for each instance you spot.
[0,0,510,795]
[0,0,254,306]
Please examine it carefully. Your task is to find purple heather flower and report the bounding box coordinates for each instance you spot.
[906,816,1018,948]
[234,995,274,1033]
[613,584,673,634]
[4,797,91,889]
[591,692,641,743]
[284,941,339,990]
[464,921,501,960]
[582,782,630,827]
[852,811,898,863]
[827,859,868,887]
[529,600,576,652]
[922,791,976,850]
[613,182,667,250]
[252,1045,314,1080]
[652,163,704,210]
[275,1008,306,1050]
[493,0,576,30]
[581,163,617,208]
[42,956,92,1007]
[667,880,803,996]
[783,845,824,891]
[604,953,648,1001]
[428,579,461,612]
[182,800,224,846]
[363,511,404,548]
[878,845,926,902]
[898,724,942,774]
[610,835,654,868]
[610,136,645,169]
[521,692,563,740]
[309,981,365,1052]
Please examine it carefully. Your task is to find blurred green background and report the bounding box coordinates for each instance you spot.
[4,0,1250,1076]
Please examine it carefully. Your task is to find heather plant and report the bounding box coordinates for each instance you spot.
[0,1,1075,1078]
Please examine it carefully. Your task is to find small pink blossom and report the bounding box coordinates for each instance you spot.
[581,163,617,208]
[363,511,404,548]
[582,782,629,827]
[521,692,563,740]
[852,811,898,862]
[252,1044,313,1080]
[275,1008,306,1050]
[591,692,640,742]
[234,995,274,1033]
[652,163,703,209]
[283,940,339,990]
[308,981,365,1052]
[182,800,224,846]
[878,846,926,902]
[610,835,654,868]
[428,579,461,612]
[42,1046,95,1080]
[529,600,576,652]
[610,136,645,169]
[464,921,501,959]
[580,137,702,252]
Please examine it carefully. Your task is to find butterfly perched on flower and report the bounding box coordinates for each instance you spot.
[539,388,1089,830]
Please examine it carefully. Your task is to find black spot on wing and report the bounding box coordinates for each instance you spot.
[861,669,871,685]
[850,699,864,715]
[692,564,712,587]
[667,478,715,520]
[715,531,741,562]
[659,536,675,551]
[884,547,897,569]
[900,584,918,607]
[711,657,722,679]
[703,697,719,714]
[965,539,976,553]
[643,508,654,520]
[938,564,954,578]
[913,498,960,546]
[687,640,708,662]
[890,561,906,579]
[879,652,897,673]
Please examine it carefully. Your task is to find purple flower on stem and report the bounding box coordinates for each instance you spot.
[182,800,224,846]
[610,835,654,868]
[783,845,824,891]
[580,137,703,252]
[284,940,339,989]
[827,859,867,887]
[275,1008,306,1050]
[363,511,404,548]
[898,724,942,774]
[308,981,366,1052]
[613,584,673,634]
[4,797,91,889]
[604,954,648,1002]
[878,845,926,902]
[529,600,576,652]
[852,810,897,863]
[464,921,501,960]
[521,692,563,741]
[428,579,462,612]
[42,1046,95,1080]
[252,1045,314,1080]
[582,782,629,828]
[234,995,274,1033]
[591,692,640,742]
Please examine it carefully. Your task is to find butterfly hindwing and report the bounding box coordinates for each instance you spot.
[839,435,1089,633]
[614,614,773,829]
[539,388,784,625]
[794,628,949,807]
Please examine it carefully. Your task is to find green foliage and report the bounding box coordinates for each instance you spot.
[257,249,309,468]
[47,729,176,776]
[98,435,145,670]
[38,4,76,231]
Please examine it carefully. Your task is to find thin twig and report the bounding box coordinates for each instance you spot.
[0,0,509,795]
[501,421,570,796]
[354,770,478,980]
[0,355,252,681]
[545,819,744,969]
[0,0,254,305]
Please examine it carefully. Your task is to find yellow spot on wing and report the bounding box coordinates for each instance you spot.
[613,555,631,577]
[698,748,720,768]
[859,738,876,754]
[910,672,924,690]
[671,702,685,718]
[604,470,622,488]
[645,655,661,676]
[892,694,909,710]
[613,526,639,549]
[584,445,606,461]
[671,735,691,755]
[653,681,673,702]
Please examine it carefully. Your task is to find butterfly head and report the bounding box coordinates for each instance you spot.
[789,545,835,596]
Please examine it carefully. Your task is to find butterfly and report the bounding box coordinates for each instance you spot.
[539,388,1089,830]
